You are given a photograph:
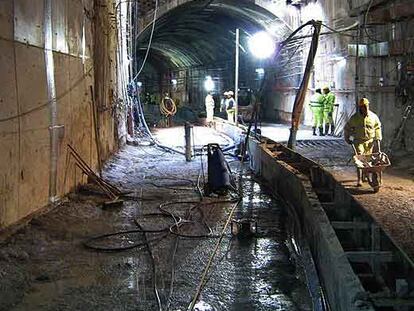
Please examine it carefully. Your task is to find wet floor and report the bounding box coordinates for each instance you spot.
[0,139,311,311]
[174,173,312,311]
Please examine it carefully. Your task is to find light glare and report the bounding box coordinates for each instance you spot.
[249,31,275,59]
[255,68,265,75]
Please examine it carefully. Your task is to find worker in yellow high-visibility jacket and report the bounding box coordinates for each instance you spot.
[323,86,337,135]
[309,88,325,136]
[344,98,382,186]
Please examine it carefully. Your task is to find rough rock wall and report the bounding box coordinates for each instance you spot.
[0,0,121,229]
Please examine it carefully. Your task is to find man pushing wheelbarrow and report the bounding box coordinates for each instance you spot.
[344,98,390,192]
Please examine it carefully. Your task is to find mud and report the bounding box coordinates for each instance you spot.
[0,129,311,311]
[295,139,414,260]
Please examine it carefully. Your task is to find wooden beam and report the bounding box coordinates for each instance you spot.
[331,221,371,230]
[346,251,394,263]
[372,297,414,307]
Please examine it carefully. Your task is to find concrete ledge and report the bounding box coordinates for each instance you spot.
[212,118,246,142]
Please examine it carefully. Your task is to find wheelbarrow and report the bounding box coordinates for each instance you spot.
[351,142,391,192]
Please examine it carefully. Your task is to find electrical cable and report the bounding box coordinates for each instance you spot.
[169,221,218,239]
[187,199,241,310]
[165,235,180,311]
[132,0,158,81]
[321,22,359,36]
[142,181,195,192]
[135,219,163,311]
[197,236,234,291]
[277,29,311,70]
[363,0,382,43]
[83,229,168,252]
[83,212,181,252]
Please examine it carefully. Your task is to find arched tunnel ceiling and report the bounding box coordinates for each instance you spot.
[136,0,293,70]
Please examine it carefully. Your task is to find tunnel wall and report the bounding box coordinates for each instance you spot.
[0,0,122,230]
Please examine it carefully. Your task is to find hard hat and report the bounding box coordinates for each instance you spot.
[323,86,330,91]
[358,98,370,107]
[223,91,229,95]
[227,91,234,96]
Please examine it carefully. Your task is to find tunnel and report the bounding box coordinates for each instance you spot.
[1,0,414,310]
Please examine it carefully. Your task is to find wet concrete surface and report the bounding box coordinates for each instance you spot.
[0,131,311,310]
[260,123,342,143]
[153,126,234,150]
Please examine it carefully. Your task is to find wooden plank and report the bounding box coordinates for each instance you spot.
[346,251,394,263]
[372,297,414,307]
[332,221,371,230]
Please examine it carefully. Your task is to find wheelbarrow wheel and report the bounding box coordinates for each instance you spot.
[370,172,380,193]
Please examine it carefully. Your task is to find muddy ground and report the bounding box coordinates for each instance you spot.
[0,140,312,311]
[295,139,414,260]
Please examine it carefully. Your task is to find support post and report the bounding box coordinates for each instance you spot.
[44,0,59,202]
[185,122,193,161]
[235,28,240,125]
[288,20,322,150]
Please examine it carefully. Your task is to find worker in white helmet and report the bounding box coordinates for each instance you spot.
[225,91,236,123]
[205,92,215,123]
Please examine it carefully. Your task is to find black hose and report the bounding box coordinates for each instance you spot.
[83,213,180,251]
[169,221,220,239]
[83,230,167,252]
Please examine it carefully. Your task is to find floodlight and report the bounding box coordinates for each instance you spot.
[248,31,275,59]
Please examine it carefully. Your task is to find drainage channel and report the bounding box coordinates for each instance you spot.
[259,139,414,310]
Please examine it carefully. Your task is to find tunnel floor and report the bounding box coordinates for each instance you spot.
[0,129,312,310]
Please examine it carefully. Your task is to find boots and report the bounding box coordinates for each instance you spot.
[325,124,330,136]
[318,127,325,136]
[330,124,335,136]
[312,127,317,136]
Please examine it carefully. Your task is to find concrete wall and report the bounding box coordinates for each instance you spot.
[0,0,121,229]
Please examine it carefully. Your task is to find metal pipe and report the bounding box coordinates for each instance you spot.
[235,28,239,125]
[184,122,193,161]
[44,0,59,203]
[288,20,322,149]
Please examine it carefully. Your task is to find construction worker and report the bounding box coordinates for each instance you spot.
[309,88,325,136]
[225,91,236,123]
[205,92,215,123]
[323,86,336,135]
[344,98,382,186]
[220,91,228,118]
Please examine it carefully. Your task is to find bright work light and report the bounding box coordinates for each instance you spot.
[248,31,275,59]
